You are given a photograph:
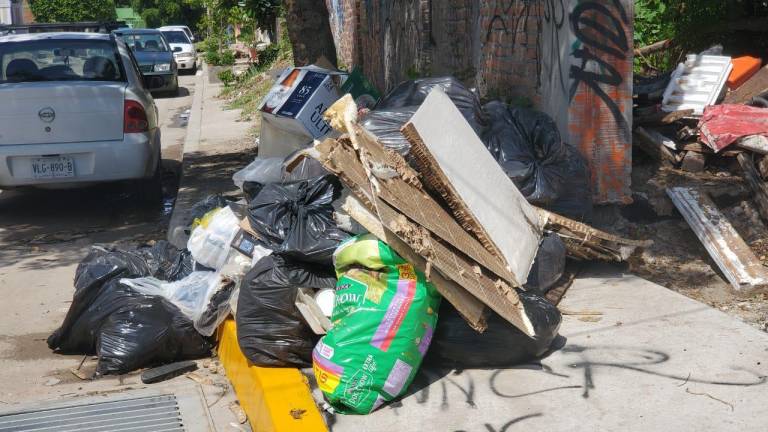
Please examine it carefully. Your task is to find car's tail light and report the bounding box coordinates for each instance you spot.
[124,100,149,133]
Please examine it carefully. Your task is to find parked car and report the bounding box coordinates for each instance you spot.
[113,28,178,96]
[158,27,197,74]
[159,25,195,43]
[0,32,161,192]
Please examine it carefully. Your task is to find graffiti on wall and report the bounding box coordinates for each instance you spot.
[566,0,633,203]
[478,0,541,101]
[568,0,631,141]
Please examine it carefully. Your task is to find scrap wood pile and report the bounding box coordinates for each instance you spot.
[634,48,768,294]
[46,69,649,418]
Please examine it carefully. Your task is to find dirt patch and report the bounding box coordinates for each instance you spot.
[609,153,768,332]
[0,332,58,361]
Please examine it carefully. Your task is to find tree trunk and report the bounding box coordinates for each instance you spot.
[283,0,337,67]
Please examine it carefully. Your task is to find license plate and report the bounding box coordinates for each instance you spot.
[31,156,75,179]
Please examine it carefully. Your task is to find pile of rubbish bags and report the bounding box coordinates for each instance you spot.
[49,75,571,416]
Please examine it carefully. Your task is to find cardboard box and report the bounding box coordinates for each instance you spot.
[259,66,340,157]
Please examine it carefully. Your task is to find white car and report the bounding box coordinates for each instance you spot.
[158,27,197,73]
[159,25,195,43]
[0,32,161,190]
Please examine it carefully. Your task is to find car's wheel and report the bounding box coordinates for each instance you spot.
[191,63,197,74]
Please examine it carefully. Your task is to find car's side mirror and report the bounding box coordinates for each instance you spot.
[173,47,183,52]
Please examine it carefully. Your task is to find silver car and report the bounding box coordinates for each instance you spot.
[0,32,161,190]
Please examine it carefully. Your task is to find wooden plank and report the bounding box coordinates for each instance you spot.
[724,64,768,105]
[340,194,488,332]
[634,39,673,57]
[737,153,768,223]
[402,89,543,286]
[680,151,706,172]
[634,126,679,164]
[315,138,534,335]
[317,136,515,284]
[667,187,768,294]
[635,109,694,126]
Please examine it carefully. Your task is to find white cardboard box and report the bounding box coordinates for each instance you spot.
[259,66,340,157]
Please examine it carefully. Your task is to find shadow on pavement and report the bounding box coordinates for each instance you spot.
[0,159,184,270]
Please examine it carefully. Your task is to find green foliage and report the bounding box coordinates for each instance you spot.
[141,8,161,28]
[205,50,220,65]
[218,50,236,65]
[124,0,205,30]
[634,0,672,47]
[30,0,117,22]
[218,69,235,86]
[634,0,732,73]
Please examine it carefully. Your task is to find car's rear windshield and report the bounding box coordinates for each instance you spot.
[118,33,169,53]
[162,31,189,44]
[0,39,125,84]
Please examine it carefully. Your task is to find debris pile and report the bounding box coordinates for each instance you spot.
[49,68,650,418]
[634,50,768,295]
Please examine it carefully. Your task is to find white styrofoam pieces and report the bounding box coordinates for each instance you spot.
[662,54,733,115]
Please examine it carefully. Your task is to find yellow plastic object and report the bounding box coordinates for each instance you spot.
[217,319,328,432]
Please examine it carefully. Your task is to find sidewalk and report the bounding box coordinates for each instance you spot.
[167,63,256,248]
[328,262,768,432]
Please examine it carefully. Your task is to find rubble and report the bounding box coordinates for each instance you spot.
[667,187,768,294]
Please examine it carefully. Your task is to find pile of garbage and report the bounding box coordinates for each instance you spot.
[634,48,768,293]
[48,70,649,416]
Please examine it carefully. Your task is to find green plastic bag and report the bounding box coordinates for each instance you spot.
[313,234,441,414]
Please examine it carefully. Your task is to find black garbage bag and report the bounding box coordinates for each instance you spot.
[524,233,567,295]
[243,175,349,265]
[425,290,562,368]
[182,194,231,235]
[237,254,336,367]
[47,246,213,375]
[360,106,418,156]
[482,101,593,221]
[93,282,213,375]
[361,77,486,155]
[378,77,487,132]
[137,240,195,282]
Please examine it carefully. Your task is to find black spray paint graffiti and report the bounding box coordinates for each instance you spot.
[540,0,567,91]
[484,0,537,45]
[371,344,766,431]
[536,0,568,93]
[454,413,544,432]
[568,0,632,141]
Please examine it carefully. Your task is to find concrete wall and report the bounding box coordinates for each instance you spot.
[325,0,633,204]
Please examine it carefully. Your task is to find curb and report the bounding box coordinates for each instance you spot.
[166,63,208,249]
[217,320,328,432]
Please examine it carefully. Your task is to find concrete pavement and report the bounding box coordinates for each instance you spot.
[328,262,768,432]
[167,62,255,248]
[0,71,246,429]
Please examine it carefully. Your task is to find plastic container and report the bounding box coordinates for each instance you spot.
[728,56,762,90]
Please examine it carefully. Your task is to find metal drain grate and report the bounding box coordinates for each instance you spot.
[0,394,185,432]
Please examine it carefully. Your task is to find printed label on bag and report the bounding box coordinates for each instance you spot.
[344,370,373,408]
[370,277,415,352]
[313,347,344,394]
[382,359,413,397]
[317,340,334,360]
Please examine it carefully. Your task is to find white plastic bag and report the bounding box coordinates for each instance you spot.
[187,206,241,270]
[232,157,284,189]
[121,271,234,337]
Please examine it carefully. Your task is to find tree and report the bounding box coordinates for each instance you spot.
[283,0,336,66]
[30,0,117,22]
[123,0,205,30]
